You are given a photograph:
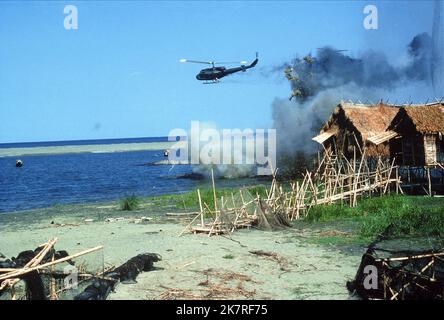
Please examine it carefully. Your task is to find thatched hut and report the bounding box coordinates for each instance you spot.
[312,102,399,158]
[388,103,444,166]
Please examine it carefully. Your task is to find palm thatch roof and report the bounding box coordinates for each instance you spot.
[340,103,400,140]
[316,102,400,143]
[400,103,444,134]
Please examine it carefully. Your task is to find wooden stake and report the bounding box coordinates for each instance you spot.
[211,168,218,212]
[427,167,432,197]
[178,211,202,236]
[197,189,204,227]
[50,254,58,300]
[10,285,16,300]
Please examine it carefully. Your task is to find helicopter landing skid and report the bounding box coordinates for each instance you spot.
[203,79,220,84]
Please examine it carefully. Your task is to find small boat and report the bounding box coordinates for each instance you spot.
[15,160,23,167]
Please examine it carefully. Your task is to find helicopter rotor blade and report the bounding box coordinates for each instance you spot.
[215,61,248,65]
[180,59,213,65]
[316,48,348,53]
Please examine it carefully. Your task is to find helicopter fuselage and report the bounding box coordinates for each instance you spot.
[195,57,258,81]
[196,67,227,80]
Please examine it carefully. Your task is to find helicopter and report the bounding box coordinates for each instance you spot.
[180,52,258,83]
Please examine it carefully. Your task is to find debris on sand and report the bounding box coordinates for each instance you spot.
[248,250,294,271]
[75,253,162,300]
[0,238,102,300]
[50,223,81,228]
[180,169,291,237]
[131,217,152,224]
[318,230,352,237]
[157,269,257,300]
[0,238,161,300]
[107,253,161,284]
[200,268,256,284]
[347,230,444,300]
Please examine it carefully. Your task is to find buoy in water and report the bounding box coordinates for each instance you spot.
[16,160,23,167]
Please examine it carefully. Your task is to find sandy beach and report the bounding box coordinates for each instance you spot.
[0,201,363,300]
[0,141,184,158]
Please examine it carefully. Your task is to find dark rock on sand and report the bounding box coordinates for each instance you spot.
[74,253,162,300]
[74,279,115,300]
[111,253,162,284]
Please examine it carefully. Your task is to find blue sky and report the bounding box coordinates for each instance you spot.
[0,0,437,143]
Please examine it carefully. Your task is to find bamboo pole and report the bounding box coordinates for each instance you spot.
[375,252,444,262]
[54,265,116,296]
[0,246,103,282]
[0,238,58,291]
[211,168,218,212]
[197,189,204,227]
[178,211,202,236]
[10,285,16,300]
[390,258,435,300]
[383,158,396,194]
[352,149,366,207]
[427,167,432,197]
[50,254,58,300]
[239,189,246,207]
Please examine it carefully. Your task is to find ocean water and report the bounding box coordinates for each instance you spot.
[0,138,259,213]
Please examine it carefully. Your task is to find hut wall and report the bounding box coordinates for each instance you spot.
[424,134,438,165]
[366,142,390,158]
[401,134,425,166]
[340,129,364,158]
[389,112,426,166]
[322,113,364,158]
[439,136,444,163]
[389,136,403,165]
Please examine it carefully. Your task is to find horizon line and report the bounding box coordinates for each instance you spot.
[0,135,173,146]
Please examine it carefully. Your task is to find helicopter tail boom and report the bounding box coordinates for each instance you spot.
[248,58,258,68]
[245,52,258,68]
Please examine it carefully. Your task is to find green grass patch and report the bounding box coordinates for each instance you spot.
[307,234,371,247]
[305,195,444,239]
[305,204,356,222]
[360,200,444,238]
[149,185,268,212]
[119,195,140,211]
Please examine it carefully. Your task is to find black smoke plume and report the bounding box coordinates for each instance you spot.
[272,31,443,177]
[278,33,433,104]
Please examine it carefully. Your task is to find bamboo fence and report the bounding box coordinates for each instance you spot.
[181,149,402,236]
